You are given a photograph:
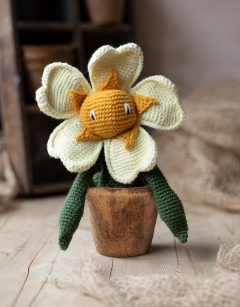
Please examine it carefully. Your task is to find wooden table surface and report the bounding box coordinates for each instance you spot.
[0,195,239,307]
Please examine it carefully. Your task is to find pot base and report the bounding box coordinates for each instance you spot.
[86,187,157,258]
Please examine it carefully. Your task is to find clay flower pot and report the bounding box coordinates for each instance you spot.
[86,186,158,257]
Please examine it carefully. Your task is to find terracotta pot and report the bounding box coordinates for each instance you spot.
[22,44,75,99]
[86,186,157,257]
[85,0,126,25]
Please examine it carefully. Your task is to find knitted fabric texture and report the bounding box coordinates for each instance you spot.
[141,166,188,243]
[93,157,144,188]
[59,157,100,250]
[36,63,91,119]
[36,43,185,184]
[67,90,87,112]
[98,68,120,90]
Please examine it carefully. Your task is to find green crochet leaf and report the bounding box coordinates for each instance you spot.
[59,157,100,250]
[141,166,188,243]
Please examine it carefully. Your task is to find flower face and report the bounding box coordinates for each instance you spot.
[36,43,185,184]
[79,88,138,139]
[68,69,157,150]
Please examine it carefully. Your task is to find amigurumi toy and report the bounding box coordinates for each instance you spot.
[36,43,188,251]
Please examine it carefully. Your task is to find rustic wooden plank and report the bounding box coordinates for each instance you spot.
[0,201,48,267]
[0,197,62,306]
[20,199,106,307]
[13,226,104,307]
[0,196,240,307]
[0,196,106,307]
[31,283,105,307]
[207,204,240,249]
[175,203,221,280]
[122,217,183,279]
[0,210,10,231]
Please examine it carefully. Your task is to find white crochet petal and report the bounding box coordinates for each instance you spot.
[36,62,91,119]
[104,127,157,184]
[131,76,185,130]
[88,43,143,92]
[47,118,103,172]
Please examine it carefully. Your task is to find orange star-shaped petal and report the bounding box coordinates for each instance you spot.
[98,69,120,91]
[131,94,158,115]
[68,89,87,112]
[117,124,139,150]
[75,127,103,142]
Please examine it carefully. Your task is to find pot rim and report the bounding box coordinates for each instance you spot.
[88,186,153,198]
[89,185,151,191]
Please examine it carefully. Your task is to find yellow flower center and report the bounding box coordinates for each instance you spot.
[80,90,137,139]
[68,69,158,150]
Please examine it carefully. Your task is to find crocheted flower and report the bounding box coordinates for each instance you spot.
[36,43,185,184]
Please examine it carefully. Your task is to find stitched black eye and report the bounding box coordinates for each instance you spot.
[124,103,131,114]
[90,110,96,120]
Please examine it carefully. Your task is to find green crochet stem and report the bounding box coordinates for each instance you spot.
[96,157,127,188]
[141,166,188,243]
[59,157,100,250]
[93,158,144,188]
